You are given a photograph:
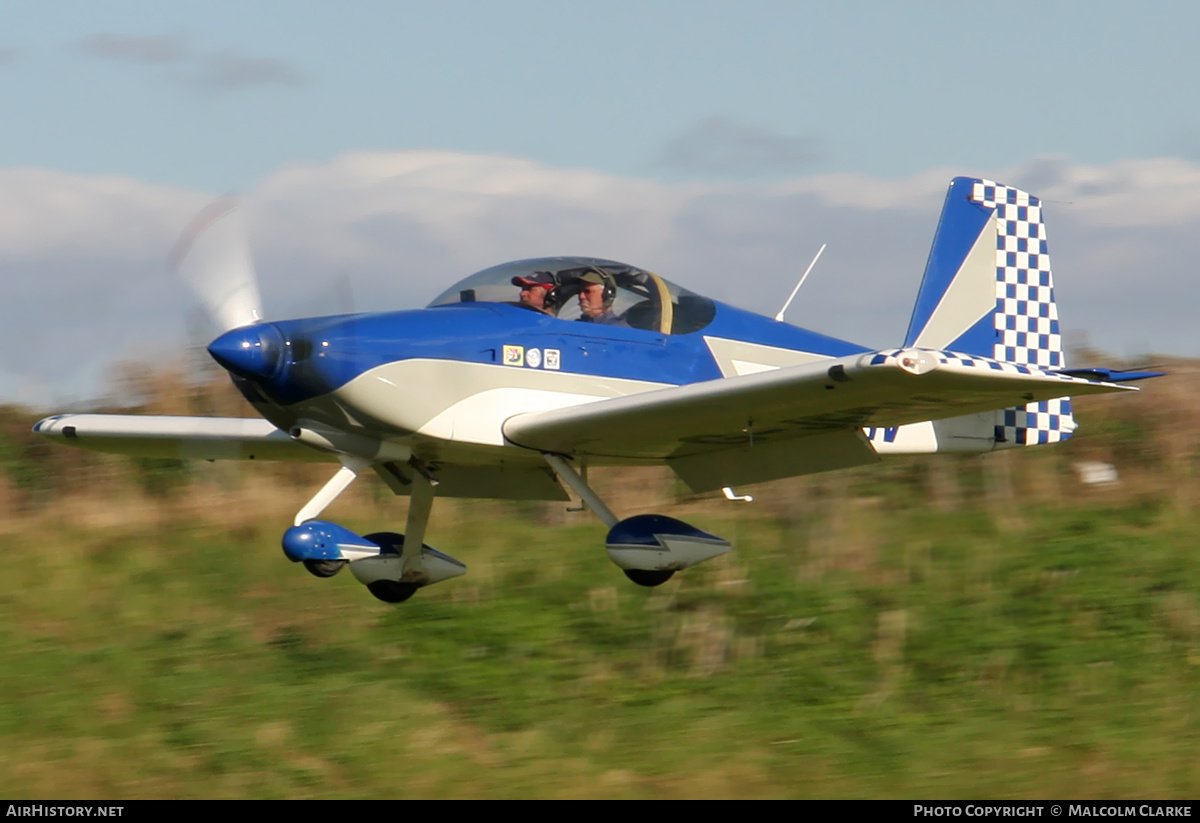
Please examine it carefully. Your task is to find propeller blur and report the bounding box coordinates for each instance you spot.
[169,197,263,333]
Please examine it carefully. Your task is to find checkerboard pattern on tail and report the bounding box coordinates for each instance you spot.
[971,179,1072,445]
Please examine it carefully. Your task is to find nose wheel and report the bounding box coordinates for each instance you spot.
[303,559,347,578]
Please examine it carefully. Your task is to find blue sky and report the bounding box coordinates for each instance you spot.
[4,1,1198,189]
[1,2,1198,404]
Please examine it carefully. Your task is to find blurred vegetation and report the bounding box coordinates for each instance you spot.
[0,354,1197,798]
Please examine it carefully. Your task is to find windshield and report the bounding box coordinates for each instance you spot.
[427,257,715,335]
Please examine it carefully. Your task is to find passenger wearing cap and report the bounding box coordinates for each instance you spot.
[512,271,557,315]
[576,270,628,326]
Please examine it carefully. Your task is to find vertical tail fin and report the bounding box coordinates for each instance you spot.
[904,177,1063,368]
[870,178,1073,452]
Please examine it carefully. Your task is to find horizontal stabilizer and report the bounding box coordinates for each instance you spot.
[1056,367,1166,383]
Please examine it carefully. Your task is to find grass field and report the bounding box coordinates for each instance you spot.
[0,364,1197,798]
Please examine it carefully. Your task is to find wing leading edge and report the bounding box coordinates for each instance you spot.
[502,348,1136,491]
[32,414,331,462]
[32,414,570,500]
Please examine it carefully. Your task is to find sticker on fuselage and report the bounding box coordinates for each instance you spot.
[544,348,561,370]
[526,348,542,368]
[503,345,525,367]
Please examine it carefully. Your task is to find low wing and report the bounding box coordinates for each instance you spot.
[502,348,1136,491]
[32,414,331,462]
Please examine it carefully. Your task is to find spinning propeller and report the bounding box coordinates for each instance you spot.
[169,197,265,334]
[170,198,285,382]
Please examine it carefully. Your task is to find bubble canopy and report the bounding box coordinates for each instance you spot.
[427,257,716,335]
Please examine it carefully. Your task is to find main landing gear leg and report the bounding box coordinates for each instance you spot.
[542,453,732,587]
[352,463,465,604]
[402,468,436,566]
[543,453,618,528]
[356,471,432,604]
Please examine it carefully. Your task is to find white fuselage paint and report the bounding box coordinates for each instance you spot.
[331,357,670,450]
[326,349,1025,462]
[417,387,612,445]
[703,336,831,377]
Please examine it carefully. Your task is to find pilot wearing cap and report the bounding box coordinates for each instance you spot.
[512,271,558,315]
[576,270,628,326]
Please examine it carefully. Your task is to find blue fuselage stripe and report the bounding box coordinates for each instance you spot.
[252,302,868,406]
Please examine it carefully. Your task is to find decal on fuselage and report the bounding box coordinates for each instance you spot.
[502,345,525,367]
[504,344,560,370]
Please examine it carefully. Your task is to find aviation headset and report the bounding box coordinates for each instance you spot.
[579,267,617,305]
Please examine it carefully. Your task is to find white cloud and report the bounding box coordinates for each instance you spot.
[1,151,1197,405]
[0,167,207,259]
[1016,157,1200,227]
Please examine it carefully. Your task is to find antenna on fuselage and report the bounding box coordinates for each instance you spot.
[774,243,826,323]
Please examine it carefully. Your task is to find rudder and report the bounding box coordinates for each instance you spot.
[880,177,1073,450]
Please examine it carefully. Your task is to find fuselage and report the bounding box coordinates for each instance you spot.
[209,299,868,464]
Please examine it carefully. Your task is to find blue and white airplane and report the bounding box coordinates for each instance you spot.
[34,177,1156,603]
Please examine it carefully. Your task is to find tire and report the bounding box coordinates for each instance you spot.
[303,559,347,578]
[366,580,419,603]
[623,568,675,587]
